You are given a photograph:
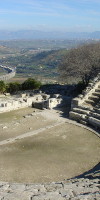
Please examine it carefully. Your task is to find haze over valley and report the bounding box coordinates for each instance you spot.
[0,30,100,40]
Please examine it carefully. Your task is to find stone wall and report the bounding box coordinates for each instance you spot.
[0,65,16,81]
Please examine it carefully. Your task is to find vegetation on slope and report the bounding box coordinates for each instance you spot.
[1,49,68,80]
[59,42,100,84]
[0,40,100,84]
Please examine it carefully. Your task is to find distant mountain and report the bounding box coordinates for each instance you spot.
[0,30,100,40]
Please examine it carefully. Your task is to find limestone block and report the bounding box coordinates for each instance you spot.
[21,93,27,98]
[32,101,45,109]
[71,98,81,109]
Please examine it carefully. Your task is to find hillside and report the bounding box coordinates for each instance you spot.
[0,49,68,81]
[0,40,100,83]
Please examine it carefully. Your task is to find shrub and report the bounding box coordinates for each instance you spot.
[22,78,41,90]
[0,81,6,93]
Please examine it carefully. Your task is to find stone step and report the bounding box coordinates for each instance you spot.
[98,84,100,88]
[80,120,87,125]
[90,112,100,120]
[85,99,95,106]
[69,111,86,122]
[88,95,99,102]
[82,102,94,109]
[73,107,90,115]
[92,92,100,97]
[78,105,93,111]
[94,108,100,114]
[78,105,89,110]
[88,116,100,128]
[95,88,100,92]
[95,105,100,109]
[95,102,100,108]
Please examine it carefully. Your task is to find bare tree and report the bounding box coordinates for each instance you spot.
[59,42,100,84]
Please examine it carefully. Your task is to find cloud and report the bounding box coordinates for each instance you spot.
[4,0,74,15]
[0,8,61,17]
[0,9,31,15]
[74,0,100,3]
[86,9,100,16]
[2,0,99,19]
[0,0,72,18]
[0,0,100,32]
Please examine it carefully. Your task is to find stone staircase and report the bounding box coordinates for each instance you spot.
[69,74,100,130]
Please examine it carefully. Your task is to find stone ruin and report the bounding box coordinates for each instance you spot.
[0,75,100,199]
[69,73,100,130]
[0,91,69,113]
[0,71,100,132]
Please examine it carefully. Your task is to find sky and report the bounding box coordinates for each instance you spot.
[0,0,100,32]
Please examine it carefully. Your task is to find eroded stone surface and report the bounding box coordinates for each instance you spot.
[0,177,100,200]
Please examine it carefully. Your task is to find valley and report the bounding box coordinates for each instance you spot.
[0,39,98,84]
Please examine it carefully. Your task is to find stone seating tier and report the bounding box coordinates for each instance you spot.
[69,74,100,130]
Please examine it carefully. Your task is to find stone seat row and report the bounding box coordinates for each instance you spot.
[69,74,100,130]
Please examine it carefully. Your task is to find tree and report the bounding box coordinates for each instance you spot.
[22,78,41,90]
[0,81,6,93]
[7,82,21,94]
[59,42,100,84]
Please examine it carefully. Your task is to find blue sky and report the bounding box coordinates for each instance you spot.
[0,0,100,32]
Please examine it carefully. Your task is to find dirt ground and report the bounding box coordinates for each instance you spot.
[0,107,57,141]
[0,107,100,183]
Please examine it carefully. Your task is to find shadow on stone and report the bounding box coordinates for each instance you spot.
[73,162,100,180]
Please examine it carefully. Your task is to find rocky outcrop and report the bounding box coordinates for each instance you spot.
[0,162,99,200]
[69,74,100,130]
